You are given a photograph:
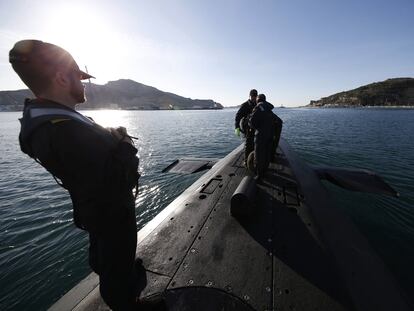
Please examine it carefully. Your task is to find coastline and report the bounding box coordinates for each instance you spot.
[3,105,413,112]
[301,105,414,109]
[0,107,224,112]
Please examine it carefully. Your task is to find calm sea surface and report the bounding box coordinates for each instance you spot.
[0,108,413,310]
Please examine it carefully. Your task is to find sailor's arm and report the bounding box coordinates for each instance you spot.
[50,121,139,199]
[235,102,249,129]
[249,106,262,130]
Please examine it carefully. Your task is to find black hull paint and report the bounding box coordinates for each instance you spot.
[49,139,411,311]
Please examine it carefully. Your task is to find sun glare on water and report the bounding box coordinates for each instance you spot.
[87,110,130,128]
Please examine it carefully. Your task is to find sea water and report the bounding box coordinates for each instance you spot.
[0,108,413,310]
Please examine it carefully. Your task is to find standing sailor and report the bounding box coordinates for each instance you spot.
[234,89,258,166]
[249,93,275,181]
[9,40,162,310]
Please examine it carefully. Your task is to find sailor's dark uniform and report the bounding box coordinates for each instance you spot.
[249,101,275,179]
[19,99,140,310]
[235,99,256,164]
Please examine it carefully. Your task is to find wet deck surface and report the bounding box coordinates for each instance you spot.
[51,145,354,311]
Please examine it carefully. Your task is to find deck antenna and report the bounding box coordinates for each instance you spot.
[85,65,91,84]
[85,65,94,108]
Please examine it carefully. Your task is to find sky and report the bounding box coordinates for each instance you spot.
[0,0,413,107]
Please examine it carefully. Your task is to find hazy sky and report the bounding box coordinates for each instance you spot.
[0,0,413,107]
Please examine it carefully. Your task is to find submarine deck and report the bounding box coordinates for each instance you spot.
[50,140,410,311]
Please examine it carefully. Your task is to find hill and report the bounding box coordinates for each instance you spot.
[0,79,223,111]
[308,78,414,107]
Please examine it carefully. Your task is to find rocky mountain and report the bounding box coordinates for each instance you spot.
[308,78,414,107]
[0,89,33,111]
[0,79,223,111]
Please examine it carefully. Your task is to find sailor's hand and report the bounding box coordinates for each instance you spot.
[108,127,133,145]
[235,128,241,137]
[116,126,127,136]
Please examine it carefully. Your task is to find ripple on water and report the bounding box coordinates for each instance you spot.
[1,109,414,310]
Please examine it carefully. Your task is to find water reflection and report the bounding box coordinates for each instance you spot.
[85,109,133,129]
[1,109,413,310]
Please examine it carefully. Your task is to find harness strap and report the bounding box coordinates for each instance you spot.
[29,107,95,127]
[34,158,67,189]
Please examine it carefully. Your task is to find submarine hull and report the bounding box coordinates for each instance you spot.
[49,139,411,311]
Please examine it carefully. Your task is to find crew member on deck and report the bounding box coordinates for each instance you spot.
[234,89,258,166]
[249,93,275,181]
[9,40,163,310]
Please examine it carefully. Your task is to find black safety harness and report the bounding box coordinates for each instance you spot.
[19,99,140,198]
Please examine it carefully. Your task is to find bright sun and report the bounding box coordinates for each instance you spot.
[42,4,128,83]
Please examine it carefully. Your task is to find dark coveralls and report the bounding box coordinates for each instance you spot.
[249,101,275,179]
[235,99,256,164]
[19,99,140,310]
